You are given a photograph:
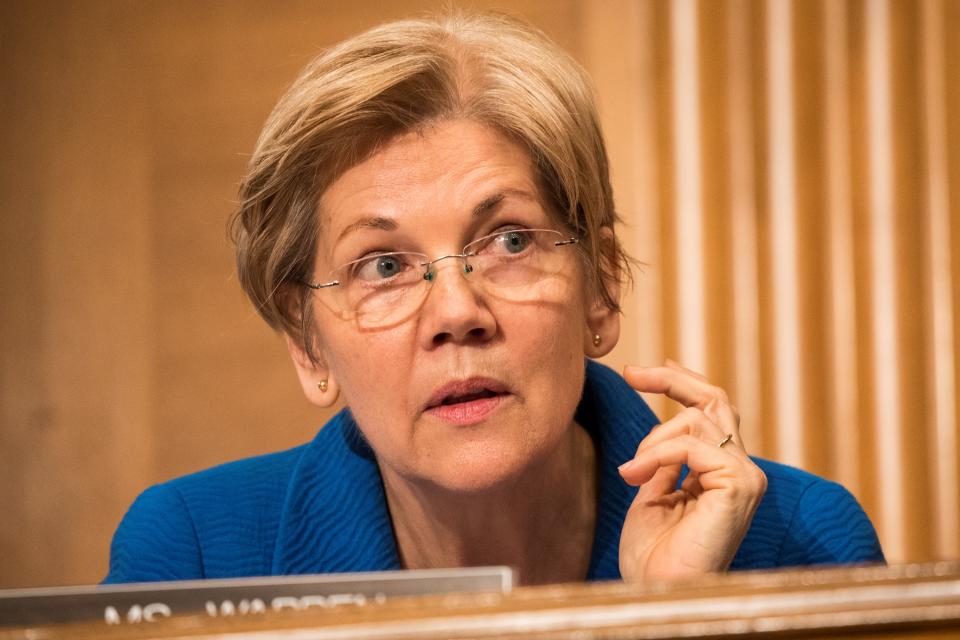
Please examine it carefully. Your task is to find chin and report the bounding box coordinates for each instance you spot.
[420,438,551,495]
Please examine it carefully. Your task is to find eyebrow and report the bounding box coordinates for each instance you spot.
[335,188,539,242]
[336,216,398,242]
[473,188,538,217]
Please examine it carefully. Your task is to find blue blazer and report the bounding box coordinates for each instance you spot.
[105,361,884,583]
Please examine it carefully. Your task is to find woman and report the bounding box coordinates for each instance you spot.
[106,12,883,586]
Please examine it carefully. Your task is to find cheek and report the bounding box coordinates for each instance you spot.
[510,300,588,400]
[314,307,415,421]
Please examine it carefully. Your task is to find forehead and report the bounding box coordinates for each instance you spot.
[317,120,541,240]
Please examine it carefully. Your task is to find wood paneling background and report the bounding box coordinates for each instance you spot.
[1,0,957,589]
[589,0,960,565]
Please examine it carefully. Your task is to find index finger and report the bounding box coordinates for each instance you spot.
[623,363,728,411]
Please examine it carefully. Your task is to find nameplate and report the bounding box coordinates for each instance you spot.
[0,566,513,627]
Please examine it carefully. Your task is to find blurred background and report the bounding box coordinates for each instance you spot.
[1,0,958,589]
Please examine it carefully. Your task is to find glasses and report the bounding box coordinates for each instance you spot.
[303,228,579,329]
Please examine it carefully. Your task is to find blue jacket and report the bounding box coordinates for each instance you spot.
[105,361,884,583]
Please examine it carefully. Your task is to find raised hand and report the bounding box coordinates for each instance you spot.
[618,361,767,583]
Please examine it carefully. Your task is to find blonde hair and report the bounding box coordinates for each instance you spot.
[231,11,630,351]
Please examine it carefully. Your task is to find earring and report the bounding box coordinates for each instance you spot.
[317,380,328,393]
[593,334,602,347]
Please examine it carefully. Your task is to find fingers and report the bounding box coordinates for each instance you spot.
[624,361,742,447]
[620,360,756,494]
[634,406,731,456]
[637,463,684,499]
[624,361,734,416]
[619,435,727,485]
[618,362,767,582]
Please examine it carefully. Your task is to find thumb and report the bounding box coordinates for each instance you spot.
[627,463,682,499]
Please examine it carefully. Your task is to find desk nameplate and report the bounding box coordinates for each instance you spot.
[0,566,513,628]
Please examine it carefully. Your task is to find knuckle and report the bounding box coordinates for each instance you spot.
[704,384,730,404]
[679,433,700,447]
[681,406,708,426]
[729,404,741,424]
[636,436,656,454]
[711,386,730,405]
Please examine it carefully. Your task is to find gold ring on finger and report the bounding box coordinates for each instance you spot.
[717,433,734,448]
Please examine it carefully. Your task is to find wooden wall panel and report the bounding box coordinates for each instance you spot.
[590,0,960,564]
[1,2,156,590]
[0,0,580,589]
[2,0,958,588]
[928,0,960,560]
[0,3,58,591]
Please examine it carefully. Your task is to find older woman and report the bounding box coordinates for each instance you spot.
[106,12,883,586]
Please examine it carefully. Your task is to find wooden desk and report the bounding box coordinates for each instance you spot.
[4,562,960,639]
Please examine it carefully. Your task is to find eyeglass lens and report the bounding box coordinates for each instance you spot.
[315,229,577,328]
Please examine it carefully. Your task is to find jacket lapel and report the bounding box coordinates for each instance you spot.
[271,409,401,575]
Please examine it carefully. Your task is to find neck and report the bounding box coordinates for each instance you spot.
[381,423,597,586]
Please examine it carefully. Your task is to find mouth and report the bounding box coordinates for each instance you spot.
[424,378,511,425]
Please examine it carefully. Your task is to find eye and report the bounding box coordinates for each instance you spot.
[490,230,532,255]
[352,253,414,282]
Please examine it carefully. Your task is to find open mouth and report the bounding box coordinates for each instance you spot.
[439,389,500,406]
[427,378,509,408]
[425,378,511,425]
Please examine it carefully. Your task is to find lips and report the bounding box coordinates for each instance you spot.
[424,378,511,425]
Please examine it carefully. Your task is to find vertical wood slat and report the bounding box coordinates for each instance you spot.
[726,0,763,452]
[822,0,861,497]
[670,0,708,373]
[865,0,906,561]
[764,0,805,467]
[920,0,959,559]
[631,0,666,419]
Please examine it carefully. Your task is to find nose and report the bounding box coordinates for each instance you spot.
[417,257,497,349]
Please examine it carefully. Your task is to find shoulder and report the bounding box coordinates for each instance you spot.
[166,444,306,513]
[733,458,885,570]
[104,445,307,584]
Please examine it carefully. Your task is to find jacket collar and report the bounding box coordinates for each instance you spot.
[271,360,659,580]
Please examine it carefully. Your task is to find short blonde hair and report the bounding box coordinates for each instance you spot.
[231,11,630,351]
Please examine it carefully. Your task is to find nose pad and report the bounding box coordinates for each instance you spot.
[422,255,474,282]
[418,256,484,318]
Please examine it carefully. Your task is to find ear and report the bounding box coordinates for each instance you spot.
[584,226,621,358]
[284,332,340,408]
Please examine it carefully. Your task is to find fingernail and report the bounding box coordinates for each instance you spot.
[618,460,637,474]
[624,364,650,375]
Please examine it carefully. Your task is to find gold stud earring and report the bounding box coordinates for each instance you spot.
[593,334,602,347]
[318,380,328,393]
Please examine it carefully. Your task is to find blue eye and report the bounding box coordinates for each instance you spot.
[354,253,410,282]
[496,230,531,255]
[375,256,401,277]
[465,229,537,258]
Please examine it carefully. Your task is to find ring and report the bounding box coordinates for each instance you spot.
[717,434,734,448]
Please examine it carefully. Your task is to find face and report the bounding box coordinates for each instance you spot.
[296,119,616,493]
